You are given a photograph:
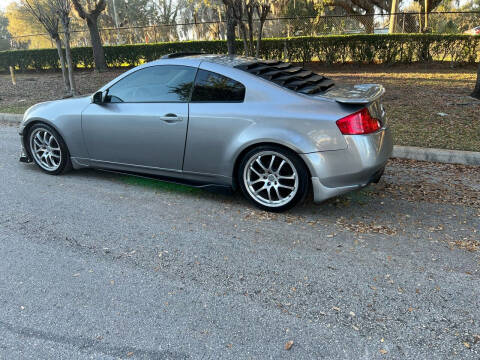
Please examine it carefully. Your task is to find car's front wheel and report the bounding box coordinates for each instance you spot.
[27,123,71,175]
[238,145,309,212]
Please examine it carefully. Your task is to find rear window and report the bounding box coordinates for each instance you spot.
[191,69,245,102]
[235,60,334,95]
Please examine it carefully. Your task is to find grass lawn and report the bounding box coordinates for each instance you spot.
[0,63,478,151]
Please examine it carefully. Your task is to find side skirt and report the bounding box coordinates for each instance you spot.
[70,157,234,195]
[97,168,234,196]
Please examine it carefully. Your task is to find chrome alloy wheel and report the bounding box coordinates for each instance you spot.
[243,151,299,208]
[29,128,62,172]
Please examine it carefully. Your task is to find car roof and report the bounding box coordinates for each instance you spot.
[156,54,257,68]
[98,54,259,92]
[129,54,334,96]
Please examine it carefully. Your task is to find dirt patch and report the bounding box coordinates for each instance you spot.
[0,70,122,113]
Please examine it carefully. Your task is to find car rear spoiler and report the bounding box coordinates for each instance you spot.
[316,84,385,104]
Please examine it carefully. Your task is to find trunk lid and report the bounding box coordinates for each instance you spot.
[315,83,387,124]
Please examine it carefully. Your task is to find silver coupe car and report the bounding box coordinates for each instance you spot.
[19,53,393,211]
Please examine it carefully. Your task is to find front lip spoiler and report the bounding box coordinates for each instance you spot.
[20,154,32,163]
[19,140,32,163]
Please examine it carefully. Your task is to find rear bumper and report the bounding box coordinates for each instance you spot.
[302,126,393,203]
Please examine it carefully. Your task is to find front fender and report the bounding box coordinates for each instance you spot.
[20,97,91,158]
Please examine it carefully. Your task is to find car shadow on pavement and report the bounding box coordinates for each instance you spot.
[21,164,395,216]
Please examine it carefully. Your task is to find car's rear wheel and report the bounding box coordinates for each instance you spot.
[238,145,309,212]
[27,123,71,175]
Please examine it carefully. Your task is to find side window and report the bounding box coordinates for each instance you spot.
[191,69,245,102]
[107,65,196,103]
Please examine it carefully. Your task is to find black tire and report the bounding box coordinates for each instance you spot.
[237,145,309,212]
[27,123,72,175]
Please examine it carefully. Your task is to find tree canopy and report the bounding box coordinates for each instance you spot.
[5,2,53,49]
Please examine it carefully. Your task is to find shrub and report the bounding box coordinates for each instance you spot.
[0,34,478,71]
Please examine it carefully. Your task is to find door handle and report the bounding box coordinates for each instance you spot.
[160,113,182,123]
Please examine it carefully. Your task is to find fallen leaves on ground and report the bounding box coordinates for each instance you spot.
[285,340,294,350]
[449,239,480,252]
[336,217,397,236]
[370,159,480,209]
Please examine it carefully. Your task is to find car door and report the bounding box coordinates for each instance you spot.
[183,68,248,177]
[81,65,197,171]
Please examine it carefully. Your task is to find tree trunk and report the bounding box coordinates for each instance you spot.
[238,21,249,56]
[472,64,480,99]
[255,21,264,58]
[418,11,423,33]
[53,36,70,94]
[63,21,77,96]
[86,14,107,70]
[226,6,236,55]
[361,12,374,34]
[247,10,254,56]
[389,0,399,34]
[424,0,429,32]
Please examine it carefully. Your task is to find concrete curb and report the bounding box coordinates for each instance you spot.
[392,145,480,166]
[1,113,479,166]
[0,113,23,123]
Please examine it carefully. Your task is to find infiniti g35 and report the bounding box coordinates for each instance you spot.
[19,54,393,212]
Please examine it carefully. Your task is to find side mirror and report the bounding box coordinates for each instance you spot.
[92,91,106,104]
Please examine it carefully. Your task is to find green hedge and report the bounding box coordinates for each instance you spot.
[1,34,479,71]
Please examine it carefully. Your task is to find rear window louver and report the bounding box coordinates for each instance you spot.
[235,60,334,95]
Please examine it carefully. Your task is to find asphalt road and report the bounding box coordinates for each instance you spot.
[0,123,479,360]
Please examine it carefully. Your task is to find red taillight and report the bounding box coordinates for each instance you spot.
[336,108,381,135]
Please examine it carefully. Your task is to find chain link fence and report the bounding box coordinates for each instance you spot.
[6,11,480,49]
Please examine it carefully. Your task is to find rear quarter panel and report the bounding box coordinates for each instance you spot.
[183,62,356,180]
